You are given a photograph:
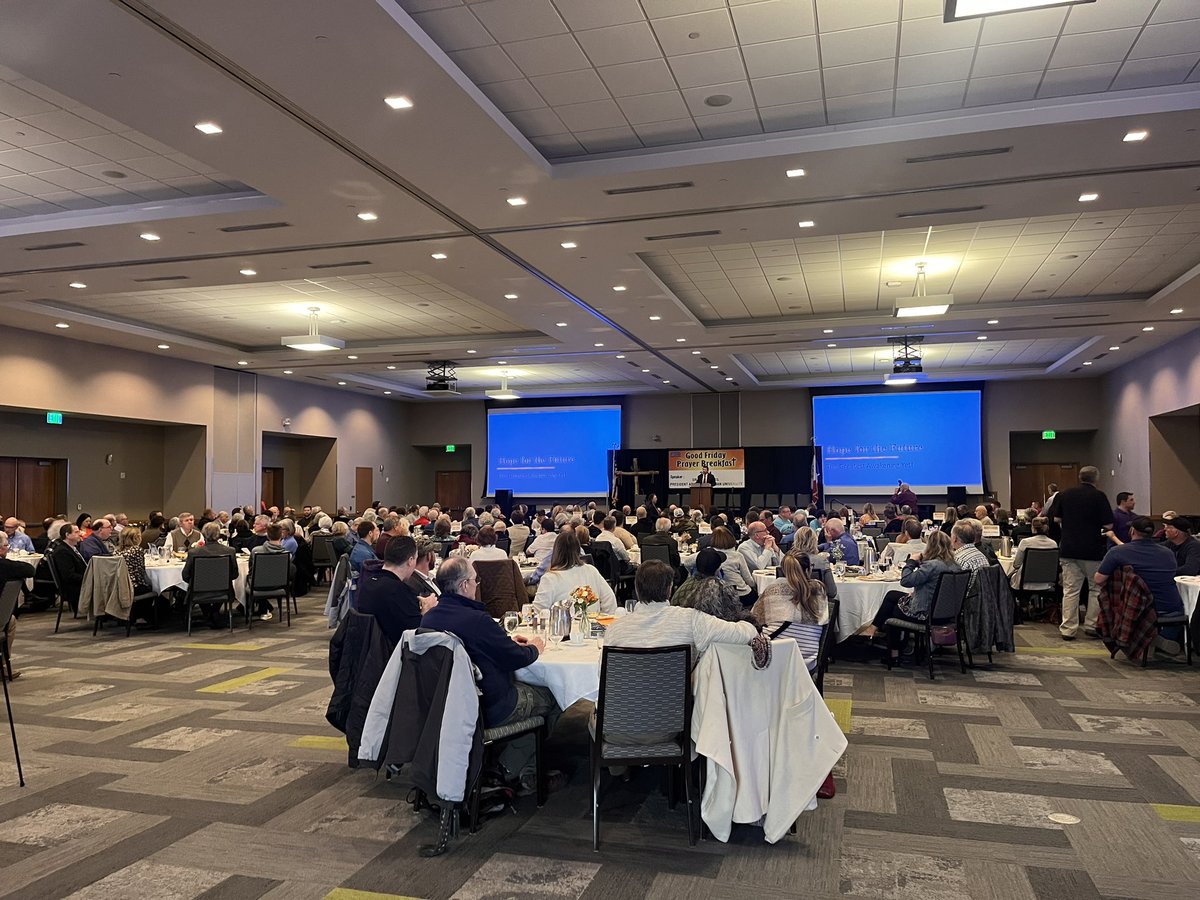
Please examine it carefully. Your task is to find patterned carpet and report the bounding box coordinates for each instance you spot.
[2,598,1199,900]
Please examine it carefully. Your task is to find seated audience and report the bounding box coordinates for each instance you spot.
[506,512,530,557]
[939,505,958,536]
[882,504,903,535]
[612,515,638,550]
[640,517,683,571]
[50,523,87,613]
[356,536,434,645]
[867,530,961,658]
[349,521,378,573]
[329,520,353,557]
[181,522,239,628]
[471,525,509,561]
[421,556,557,790]
[819,517,861,565]
[673,548,731,610]
[373,515,404,558]
[406,538,440,597]
[629,506,653,537]
[524,517,557,562]
[739,521,783,571]
[951,520,990,572]
[278,519,299,555]
[773,506,796,536]
[79,517,114,562]
[115,527,159,625]
[0,533,36,676]
[3,518,34,554]
[1096,516,1186,655]
[75,513,93,537]
[752,554,829,669]
[1009,516,1058,590]
[532,531,617,614]
[167,512,204,552]
[1163,517,1200,576]
[974,505,994,526]
[879,517,925,569]
[788,527,837,600]
[248,522,296,620]
[594,516,632,569]
[709,526,756,604]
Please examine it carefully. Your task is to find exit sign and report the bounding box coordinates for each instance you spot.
[46,411,63,425]
[445,444,456,453]
[1042,430,1056,440]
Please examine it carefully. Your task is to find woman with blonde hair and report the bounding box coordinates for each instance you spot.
[788,526,837,600]
[532,530,617,614]
[866,529,960,659]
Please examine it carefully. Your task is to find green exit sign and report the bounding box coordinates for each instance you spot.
[1042,430,1056,440]
[445,444,456,453]
[46,411,63,425]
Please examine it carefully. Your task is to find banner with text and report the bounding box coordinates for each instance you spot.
[668,448,746,489]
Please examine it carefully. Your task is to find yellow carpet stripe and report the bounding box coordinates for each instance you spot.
[179,642,267,651]
[824,697,852,734]
[291,735,349,751]
[325,889,424,900]
[1152,803,1200,822]
[1015,645,1111,657]
[198,666,292,693]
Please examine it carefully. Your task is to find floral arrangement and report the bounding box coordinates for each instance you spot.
[569,584,599,619]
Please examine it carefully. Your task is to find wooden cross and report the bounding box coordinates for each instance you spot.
[613,456,659,503]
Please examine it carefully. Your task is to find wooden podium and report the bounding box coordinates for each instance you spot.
[689,484,713,514]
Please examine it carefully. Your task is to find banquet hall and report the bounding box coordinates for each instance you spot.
[0,1,1199,898]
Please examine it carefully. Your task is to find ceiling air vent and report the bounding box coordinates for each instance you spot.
[605,181,694,195]
[25,241,85,251]
[133,275,189,282]
[308,260,371,269]
[0,288,24,295]
[645,230,721,241]
[1052,314,1105,321]
[219,221,292,233]
[905,147,1011,164]
[897,206,985,219]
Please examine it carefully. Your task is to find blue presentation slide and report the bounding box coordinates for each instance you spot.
[488,406,621,497]
[813,391,983,493]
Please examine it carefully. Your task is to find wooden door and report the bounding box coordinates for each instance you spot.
[436,470,472,517]
[261,467,284,509]
[15,458,62,525]
[1010,462,1076,512]
[0,458,15,520]
[355,467,374,514]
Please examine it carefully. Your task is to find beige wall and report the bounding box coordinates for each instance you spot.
[1101,327,1200,513]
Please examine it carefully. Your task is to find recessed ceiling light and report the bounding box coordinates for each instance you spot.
[641,368,650,373]
[822,328,833,334]
[283,369,293,374]
[385,95,413,109]
[1169,307,1183,314]
[704,94,733,107]
[140,232,160,241]
[194,121,222,135]
[725,376,734,381]
[506,197,527,207]
[649,315,661,321]
[1123,129,1149,142]
[797,220,815,228]
[1082,361,1092,366]
[68,281,86,289]
[1143,325,1155,331]
[560,241,577,249]
[1078,192,1099,202]
[977,335,988,341]
[987,319,999,325]
[386,365,396,370]
[710,365,718,369]
[237,360,249,366]
[337,381,348,385]
[239,268,256,276]
[662,380,671,384]
[827,343,837,348]
[430,252,447,259]
[383,390,392,395]
[157,343,170,350]
[594,342,604,347]
[497,360,508,365]
[612,285,626,292]
[1108,346,1120,351]
[615,354,625,359]
[675,337,686,343]
[466,349,477,354]
[556,322,567,327]
[357,211,378,221]
[347,355,358,360]
[691,350,701,355]
[504,293,518,300]
[54,322,69,328]
[885,281,902,287]
[786,168,806,178]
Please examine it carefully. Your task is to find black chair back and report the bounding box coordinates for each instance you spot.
[873,534,891,553]
[0,580,21,626]
[249,551,291,592]
[931,570,973,622]
[311,534,337,567]
[1020,547,1060,588]
[496,535,512,554]
[589,543,618,582]
[640,543,672,565]
[191,554,234,593]
[524,533,536,552]
[329,553,350,598]
[596,645,692,753]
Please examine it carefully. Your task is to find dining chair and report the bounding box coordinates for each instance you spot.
[883,570,973,680]
[184,555,236,636]
[246,551,294,628]
[0,580,24,787]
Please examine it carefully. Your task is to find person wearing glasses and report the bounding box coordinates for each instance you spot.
[356,536,435,645]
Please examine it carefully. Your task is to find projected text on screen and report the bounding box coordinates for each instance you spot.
[487,405,621,497]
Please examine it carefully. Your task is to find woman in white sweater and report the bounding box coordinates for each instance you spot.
[533,530,618,614]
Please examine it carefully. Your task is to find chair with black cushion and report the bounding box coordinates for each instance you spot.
[592,644,695,850]
[468,715,547,834]
[884,570,973,680]
[310,534,337,584]
[184,555,236,636]
[1147,610,1191,667]
[246,552,295,628]
[640,543,672,566]
[873,534,891,554]
[0,580,25,786]
[496,535,511,556]
[1012,547,1060,615]
[523,533,536,554]
[591,542,635,604]
[47,552,81,634]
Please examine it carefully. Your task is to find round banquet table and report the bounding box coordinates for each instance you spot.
[1177,576,1199,619]
[10,552,42,591]
[144,556,250,601]
[515,637,602,709]
[753,569,778,595]
[997,555,1015,577]
[833,576,906,641]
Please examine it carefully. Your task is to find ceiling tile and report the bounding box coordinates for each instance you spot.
[1049,28,1140,69]
[471,0,567,42]
[669,48,748,88]
[447,45,524,84]
[1113,54,1199,90]
[642,0,726,18]
[964,71,1042,106]
[750,71,822,107]
[651,9,737,55]
[0,121,58,147]
[900,15,980,55]
[0,82,58,118]
[820,23,898,67]
[826,91,893,124]
[731,0,816,44]
[1038,63,1121,98]
[530,132,585,156]
[506,106,568,136]
[554,98,629,130]
[574,125,640,152]
[577,22,663,67]
[480,78,546,111]
[894,81,966,115]
[759,100,826,131]
[504,34,591,76]
[598,59,679,96]
[971,38,1056,79]
[0,147,58,173]
[979,6,1067,43]
[616,91,690,125]
[529,69,611,105]
[1128,21,1200,59]
[633,118,702,145]
[823,59,895,98]
[69,133,151,161]
[896,48,974,87]
[26,141,106,167]
[551,0,645,30]
[741,35,819,78]
[815,0,898,32]
[681,80,756,115]
[410,7,495,51]
[17,109,109,141]
[693,108,762,139]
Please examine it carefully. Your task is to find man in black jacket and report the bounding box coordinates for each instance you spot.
[1046,466,1112,640]
[356,536,433,645]
[50,523,87,614]
[181,522,239,627]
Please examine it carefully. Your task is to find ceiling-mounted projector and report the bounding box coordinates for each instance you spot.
[424,361,458,395]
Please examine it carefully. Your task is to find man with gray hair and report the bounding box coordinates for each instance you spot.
[640,516,683,571]
[739,520,783,571]
[1045,465,1112,640]
[818,517,860,565]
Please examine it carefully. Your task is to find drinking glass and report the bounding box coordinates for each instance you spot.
[502,611,520,635]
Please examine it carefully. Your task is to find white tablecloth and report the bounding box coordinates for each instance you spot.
[1177,576,1199,618]
[516,639,602,709]
[835,577,905,641]
[753,569,778,595]
[997,555,1015,576]
[11,553,42,591]
[145,557,250,600]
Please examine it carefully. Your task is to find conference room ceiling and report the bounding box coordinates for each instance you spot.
[0,0,1197,400]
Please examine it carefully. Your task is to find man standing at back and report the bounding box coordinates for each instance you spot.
[1106,491,1137,546]
[1046,466,1112,641]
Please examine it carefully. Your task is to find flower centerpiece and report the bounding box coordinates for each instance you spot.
[568,585,599,643]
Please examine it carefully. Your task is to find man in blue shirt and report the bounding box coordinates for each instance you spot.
[1107,492,1137,546]
[773,506,796,537]
[349,521,378,573]
[3,518,34,553]
[1096,516,1185,655]
[79,518,114,562]
[819,517,861,566]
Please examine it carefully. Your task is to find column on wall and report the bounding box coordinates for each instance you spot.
[210,368,258,511]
